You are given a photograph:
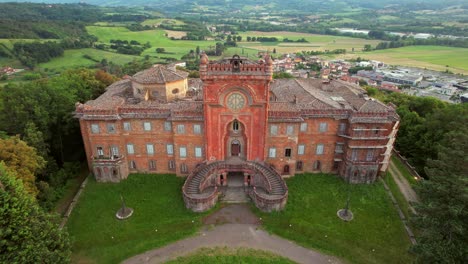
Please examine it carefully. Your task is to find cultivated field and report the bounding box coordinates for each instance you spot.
[238,31,381,53]
[37,48,140,72]
[338,46,468,74]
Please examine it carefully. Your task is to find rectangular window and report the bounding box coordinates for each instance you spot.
[193,124,202,134]
[91,124,100,134]
[195,147,202,158]
[269,148,276,158]
[300,122,308,132]
[123,122,131,131]
[339,123,346,134]
[351,149,358,161]
[270,125,278,136]
[166,144,174,155]
[143,122,152,131]
[179,146,187,158]
[129,160,136,170]
[296,161,303,171]
[298,145,305,155]
[181,163,188,173]
[177,124,185,134]
[97,146,104,157]
[149,160,156,171]
[319,122,328,132]
[366,149,374,161]
[126,144,134,155]
[164,121,172,131]
[316,144,324,155]
[168,160,175,170]
[146,144,154,155]
[286,125,294,136]
[335,143,344,153]
[111,146,119,157]
[285,148,292,157]
[107,123,116,133]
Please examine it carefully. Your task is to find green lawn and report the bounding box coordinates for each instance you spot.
[166,247,296,264]
[66,174,209,264]
[255,173,414,264]
[86,26,216,60]
[37,48,140,72]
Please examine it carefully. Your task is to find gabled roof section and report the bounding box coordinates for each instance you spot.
[132,65,189,84]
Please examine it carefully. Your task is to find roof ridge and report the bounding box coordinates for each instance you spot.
[158,66,166,83]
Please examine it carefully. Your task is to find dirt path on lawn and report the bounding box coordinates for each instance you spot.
[123,204,342,264]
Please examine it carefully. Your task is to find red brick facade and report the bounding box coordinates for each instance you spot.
[76,55,399,185]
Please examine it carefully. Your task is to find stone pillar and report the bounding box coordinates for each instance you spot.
[222,172,228,186]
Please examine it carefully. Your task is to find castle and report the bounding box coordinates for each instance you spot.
[75,54,399,212]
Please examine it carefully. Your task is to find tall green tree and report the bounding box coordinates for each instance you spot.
[411,130,468,263]
[0,163,71,263]
[0,136,46,196]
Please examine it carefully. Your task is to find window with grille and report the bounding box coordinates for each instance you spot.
[270,125,278,135]
[126,144,134,154]
[143,122,152,131]
[298,145,305,155]
[146,144,154,155]
[316,144,324,155]
[285,148,292,157]
[123,122,131,131]
[149,160,156,171]
[319,122,328,132]
[91,124,100,134]
[179,146,187,158]
[193,124,202,134]
[269,148,276,158]
[300,122,308,132]
[167,144,174,155]
[177,124,185,134]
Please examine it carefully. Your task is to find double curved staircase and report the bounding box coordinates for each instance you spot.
[182,160,288,212]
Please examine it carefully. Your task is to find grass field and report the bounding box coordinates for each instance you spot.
[37,48,140,72]
[141,18,186,26]
[86,26,216,59]
[166,247,296,264]
[255,173,414,264]
[338,46,468,74]
[238,31,381,53]
[66,174,210,264]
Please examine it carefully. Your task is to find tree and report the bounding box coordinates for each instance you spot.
[273,48,276,54]
[0,136,46,196]
[0,163,71,263]
[363,44,372,52]
[236,35,242,42]
[411,130,468,263]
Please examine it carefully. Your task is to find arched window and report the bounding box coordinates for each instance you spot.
[233,120,239,131]
[283,165,290,174]
[172,88,179,94]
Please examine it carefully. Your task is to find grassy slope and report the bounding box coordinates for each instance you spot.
[37,48,140,72]
[166,247,296,264]
[66,174,209,264]
[86,26,215,59]
[256,173,414,264]
[391,156,419,186]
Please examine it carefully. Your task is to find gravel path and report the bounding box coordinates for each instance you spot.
[123,204,342,264]
[388,161,419,214]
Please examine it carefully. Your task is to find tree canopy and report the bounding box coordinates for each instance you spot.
[0,163,71,263]
[411,130,468,263]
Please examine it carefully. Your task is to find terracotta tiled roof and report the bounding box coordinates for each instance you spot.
[132,65,189,84]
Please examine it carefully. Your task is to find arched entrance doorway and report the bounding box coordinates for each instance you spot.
[225,119,247,159]
[231,139,241,156]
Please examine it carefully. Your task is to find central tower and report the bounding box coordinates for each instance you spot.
[200,54,273,161]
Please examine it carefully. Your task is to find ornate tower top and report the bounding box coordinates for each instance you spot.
[200,54,273,81]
